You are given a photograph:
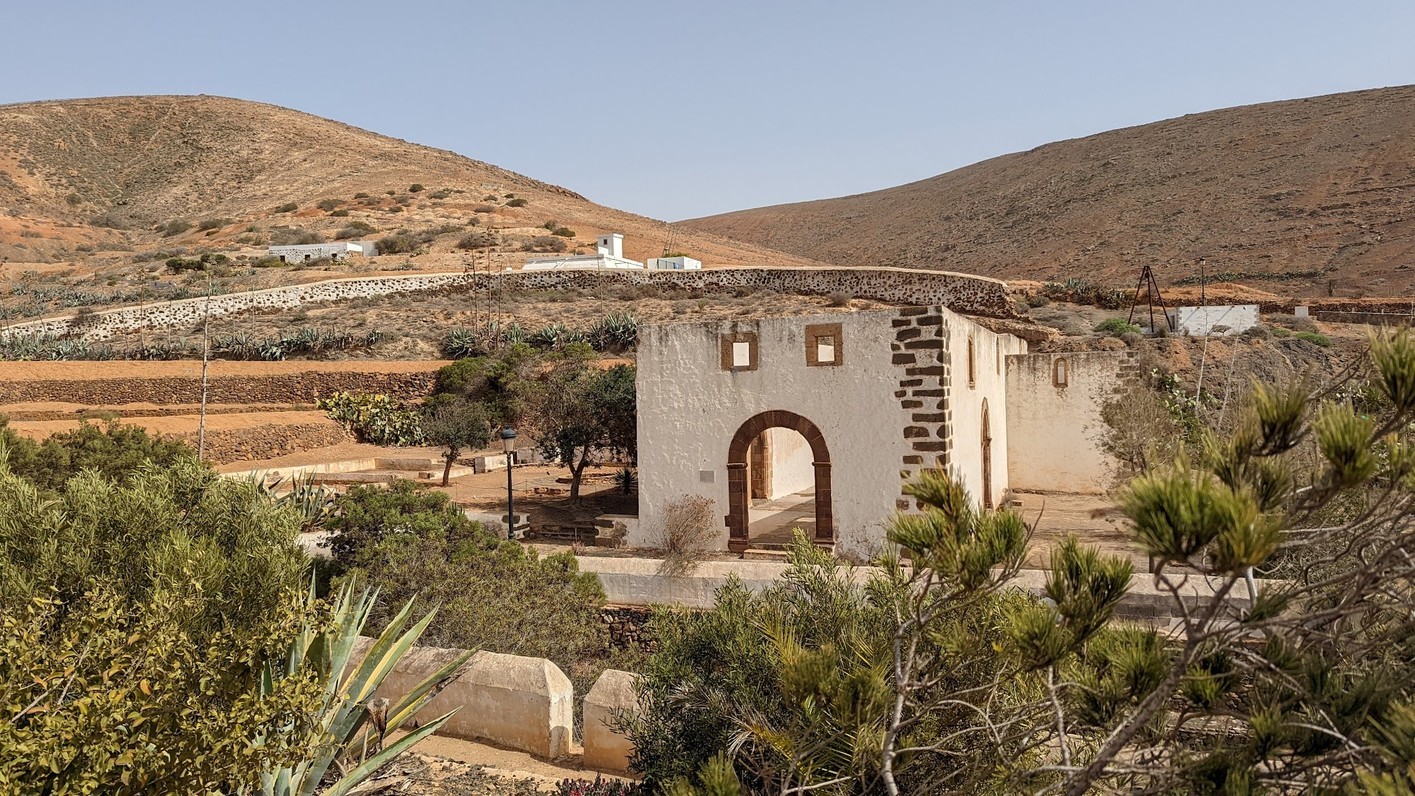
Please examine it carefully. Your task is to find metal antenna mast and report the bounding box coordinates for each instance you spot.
[1127,264,1175,333]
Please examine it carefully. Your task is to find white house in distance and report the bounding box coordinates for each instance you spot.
[647,255,702,270]
[633,307,1137,559]
[269,241,376,263]
[523,233,645,271]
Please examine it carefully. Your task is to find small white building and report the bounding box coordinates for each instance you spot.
[523,233,645,271]
[269,241,375,263]
[1175,304,1259,336]
[647,256,702,270]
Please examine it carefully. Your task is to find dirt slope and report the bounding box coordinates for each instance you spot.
[684,85,1415,296]
[0,94,820,269]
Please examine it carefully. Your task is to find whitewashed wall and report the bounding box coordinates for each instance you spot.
[636,311,916,558]
[1004,351,1135,494]
[942,313,1027,508]
[1176,305,1259,336]
[635,307,1024,558]
[766,426,815,500]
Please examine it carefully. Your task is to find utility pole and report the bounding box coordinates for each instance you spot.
[197,278,212,460]
[1199,256,1207,307]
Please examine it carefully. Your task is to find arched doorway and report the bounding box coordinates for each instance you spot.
[726,410,833,553]
[981,400,993,510]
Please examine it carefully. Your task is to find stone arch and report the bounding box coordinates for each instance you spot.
[726,410,832,552]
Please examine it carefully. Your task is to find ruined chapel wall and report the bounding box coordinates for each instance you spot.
[1004,351,1139,494]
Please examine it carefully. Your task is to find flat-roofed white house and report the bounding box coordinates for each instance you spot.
[269,241,375,263]
[523,233,644,270]
[633,307,1137,558]
[647,255,702,270]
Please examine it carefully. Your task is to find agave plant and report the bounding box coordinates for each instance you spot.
[262,473,338,533]
[589,313,639,353]
[257,581,471,796]
[530,322,569,350]
[443,327,482,359]
[502,323,528,345]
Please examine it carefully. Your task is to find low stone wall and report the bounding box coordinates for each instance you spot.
[181,421,347,465]
[373,646,575,760]
[0,362,440,405]
[583,670,641,774]
[575,554,1257,625]
[0,266,1017,343]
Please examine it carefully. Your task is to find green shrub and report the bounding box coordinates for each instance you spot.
[376,232,419,254]
[529,235,567,253]
[197,217,231,231]
[429,189,451,199]
[335,220,377,240]
[329,208,350,217]
[0,417,199,492]
[0,460,326,794]
[316,198,342,211]
[457,231,497,250]
[158,219,192,236]
[385,205,404,213]
[506,197,529,208]
[273,202,299,213]
[316,391,424,445]
[473,203,496,213]
[1095,317,1143,336]
[553,226,576,237]
[409,183,424,192]
[1296,331,1332,347]
[353,192,370,199]
[268,226,323,246]
[329,482,610,701]
[89,213,128,229]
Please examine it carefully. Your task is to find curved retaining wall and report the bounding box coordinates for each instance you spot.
[1,266,1016,342]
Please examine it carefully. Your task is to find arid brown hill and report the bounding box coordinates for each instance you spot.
[684,86,1415,296]
[0,95,818,268]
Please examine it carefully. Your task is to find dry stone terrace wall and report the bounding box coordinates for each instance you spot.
[0,363,440,405]
[0,266,1017,342]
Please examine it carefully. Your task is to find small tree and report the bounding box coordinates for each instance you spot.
[533,361,636,500]
[422,398,491,486]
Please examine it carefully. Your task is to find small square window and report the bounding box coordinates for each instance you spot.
[720,332,758,371]
[733,341,752,367]
[805,323,843,367]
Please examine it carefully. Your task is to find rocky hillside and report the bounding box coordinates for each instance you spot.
[0,95,819,270]
[684,86,1415,296]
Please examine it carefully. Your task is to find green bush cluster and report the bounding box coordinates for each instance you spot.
[165,252,229,272]
[316,391,425,445]
[326,481,615,705]
[1042,277,1129,309]
[1095,317,1143,336]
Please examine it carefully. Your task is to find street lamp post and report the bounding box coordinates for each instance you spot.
[500,427,518,541]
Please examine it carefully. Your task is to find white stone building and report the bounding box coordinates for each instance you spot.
[523,233,644,271]
[269,241,375,263]
[647,256,702,270]
[1174,304,1259,337]
[634,307,1134,558]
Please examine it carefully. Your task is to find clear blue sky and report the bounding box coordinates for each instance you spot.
[3,1,1413,220]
